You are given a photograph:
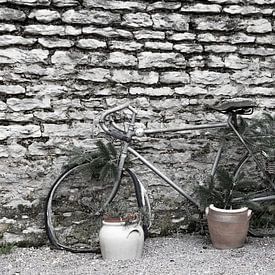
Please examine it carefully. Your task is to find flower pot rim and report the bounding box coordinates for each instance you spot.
[209,204,249,213]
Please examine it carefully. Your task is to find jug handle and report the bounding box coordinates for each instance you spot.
[127,227,143,239]
[205,207,209,217]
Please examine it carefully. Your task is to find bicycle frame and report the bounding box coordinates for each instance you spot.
[100,102,274,210]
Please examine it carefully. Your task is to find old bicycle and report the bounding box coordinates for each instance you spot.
[45,100,275,252]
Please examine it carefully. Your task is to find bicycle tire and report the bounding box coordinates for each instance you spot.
[233,152,275,237]
[45,163,151,253]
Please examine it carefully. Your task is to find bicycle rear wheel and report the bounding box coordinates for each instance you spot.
[45,163,151,252]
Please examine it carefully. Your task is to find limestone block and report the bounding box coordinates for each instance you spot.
[0,48,48,64]
[111,70,159,84]
[13,64,48,78]
[7,96,51,111]
[138,52,186,68]
[260,57,275,69]
[0,101,6,111]
[104,52,137,67]
[188,56,205,68]
[246,19,272,33]
[8,143,27,158]
[209,85,239,96]
[152,13,189,31]
[34,110,67,122]
[224,5,263,15]
[62,9,120,25]
[27,84,68,97]
[206,55,224,68]
[190,70,230,85]
[52,0,79,6]
[224,55,250,69]
[174,86,207,96]
[181,4,222,13]
[130,87,174,96]
[122,13,153,27]
[145,41,173,50]
[109,41,143,51]
[38,38,74,48]
[0,125,41,140]
[204,44,237,53]
[0,85,25,94]
[159,71,190,84]
[147,1,181,11]
[256,35,275,45]
[41,66,77,80]
[249,0,275,4]
[207,0,246,3]
[167,32,196,41]
[76,39,106,49]
[83,26,132,38]
[174,43,203,53]
[197,33,227,43]
[133,30,165,40]
[77,68,110,82]
[239,47,275,56]
[0,23,17,33]
[0,35,36,46]
[194,17,241,31]
[24,25,66,36]
[9,0,50,5]
[229,33,255,44]
[247,87,275,96]
[84,0,146,10]
[65,26,82,36]
[0,8,26,21]
[231,70,273,85]
[28,9,60,22]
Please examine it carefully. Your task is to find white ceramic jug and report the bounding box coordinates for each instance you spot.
[99,220,144,260]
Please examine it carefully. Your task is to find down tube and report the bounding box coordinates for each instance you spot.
[127,146,200,208]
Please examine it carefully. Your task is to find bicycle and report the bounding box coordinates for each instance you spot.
[45,100,275,253]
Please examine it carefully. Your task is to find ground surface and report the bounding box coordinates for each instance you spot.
[0,234,274,275]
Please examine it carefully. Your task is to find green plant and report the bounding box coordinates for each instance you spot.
[67,140,121,183]
[0,242,15,255]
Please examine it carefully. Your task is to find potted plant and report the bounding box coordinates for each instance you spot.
[99,200,144,260]
[196,168,252,249]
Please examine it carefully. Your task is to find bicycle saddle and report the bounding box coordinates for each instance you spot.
[208,100,257,115]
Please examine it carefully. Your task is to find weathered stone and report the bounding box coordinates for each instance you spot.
[83,27,132,38]
[0,125,41,140]
[138,52,186,68]
[207,0,248,3]
[41,66,77,80]
[206,55,224,67]
[174,43,203,53]
[9,0,50,6]
[109,41,143,51]
[0,49,48,64]
[248,0,275,4]
[64,26,82,36]
[62,10,120,25]
[145,42,173,50]
[0,35,36,46]
[0,23,17,33]
[190,70,230,85]
[224,5,263,15]
[188,56,205,68]
[0,101,7,111]
[84,0,146,10]
[194,17,241,31]
[231,70,273,85]
[38,38,74,48]
[133,30,165,40]
[239,47,275,56]
[129,87,174,96]
[209,85,239,96]
[204,45,237,53]
[7,96,51,111]
[28,9,60,22]
[52,0,79,6]
[0,85,25,94]
[160,71,190,84]
[229,33,256,44]
[174,86,207,96]
[224,55,250,69]
[147,1,181,11]
[76,39,106,49]
[167,32,196,41]
[248,87,275,96]
[122,13,153,27]
[24,25,66,36]
[181,4,222,13]
[197,33,226,43]
[104,52,137,67]
[256,35,275,45]
[246,19,272,33]
[111,70,159,84]
[152,13,189,31]
[77,68,110,82]
[0,8,26,21]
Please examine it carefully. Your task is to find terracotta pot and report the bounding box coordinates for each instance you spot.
[99,219,144,260]
[206,204,252,249]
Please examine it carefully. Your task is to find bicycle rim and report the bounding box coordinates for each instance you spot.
[45,163,114,253]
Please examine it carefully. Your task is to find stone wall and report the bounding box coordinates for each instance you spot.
[0,0,274,245]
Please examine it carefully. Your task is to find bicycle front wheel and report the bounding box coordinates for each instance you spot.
[45,163,115,253]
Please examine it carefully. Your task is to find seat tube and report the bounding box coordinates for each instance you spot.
[211,139,225,178]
